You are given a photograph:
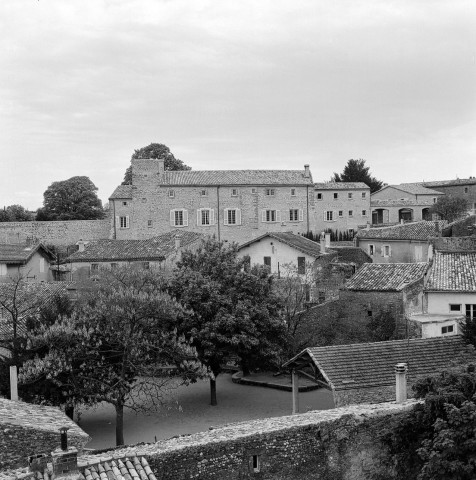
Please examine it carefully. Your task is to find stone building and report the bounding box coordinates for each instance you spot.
[421,178,476,215]
[312,182,371,235]
[109,159,315,244]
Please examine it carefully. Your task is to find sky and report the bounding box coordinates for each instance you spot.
[1,0,475,210]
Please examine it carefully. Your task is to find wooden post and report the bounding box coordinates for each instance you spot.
[10,365,18,401]
[292,369,299,414]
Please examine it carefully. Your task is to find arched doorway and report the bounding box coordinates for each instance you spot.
[422,208,431,220]
[398,208,413,222]
[372,209,389,225]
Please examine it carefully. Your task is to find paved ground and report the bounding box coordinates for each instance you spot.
[78,373,334,449]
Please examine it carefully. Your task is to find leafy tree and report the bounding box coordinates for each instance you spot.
[122,143,191,184]
[0,205,34,222]
[168,238,286,406]
[20,267,205,446]
[36,176,105,221]
[430,195,469,223]
[332,159,383,193]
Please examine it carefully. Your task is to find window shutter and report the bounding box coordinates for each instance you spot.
[126,215,130,228]
[323,211,326,220]
[262,210,266,222]
[183,210,189,227]
[276,210,281,222]
[380,246,384,257]
[236,209,242,225]
[170,210,175,226]
[388,245,392,257]
[210,209,215,225]
[224,209,229,225]
[299,209,304,221]
[116,216,120,228]
[197,209,201,226]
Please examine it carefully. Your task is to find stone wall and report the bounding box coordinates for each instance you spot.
[432,235,476,251]
[0,399,90,469]
[102,401,419,480]
[0,220,111,246]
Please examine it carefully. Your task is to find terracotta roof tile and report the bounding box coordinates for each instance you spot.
[109,185,133,199]
[344,262,428,291]
[328,246,372,266]
[314,182,370,190]
[422,178,476,187]
[426,251,476,292]
[355,221,447,240]
[0,244,54,264]
[391,183,444,195]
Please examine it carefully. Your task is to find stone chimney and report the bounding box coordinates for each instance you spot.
[304,164,310,178]
[395,363,408,403]
[51,428,79,477]
[77,240,85,252]
[427,244,434,262]
[175,233,182,250]
[320,232,326,253]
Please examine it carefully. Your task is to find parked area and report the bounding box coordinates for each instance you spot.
[78,373,334,449]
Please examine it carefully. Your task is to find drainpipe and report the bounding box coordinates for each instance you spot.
[395,363,408,403]
[306,185,310,234]
[217,186,221,242]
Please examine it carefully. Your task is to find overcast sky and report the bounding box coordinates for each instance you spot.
[1,0,475,210]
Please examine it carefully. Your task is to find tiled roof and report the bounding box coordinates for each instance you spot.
[425,251,476,292]
[284,336,465,391]
[314,182,369,190]
[109,185,133,199]
[239,232,333,258]
[355,221,447,240]
[67,231,204,263]
[422,178,476,188]
[371,198,436,207]
[0,244,54,264]
[344,262,428,291]
[393,184,444,195]
[329,246,372,266]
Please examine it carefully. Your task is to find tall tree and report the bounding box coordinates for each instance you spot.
[332,159,383,193]
[122,143,191,184]
[0,205,34,222]
[21,267,205,446]
[36,176,105,221]
[168,238,286,406]
[430,195,469,223]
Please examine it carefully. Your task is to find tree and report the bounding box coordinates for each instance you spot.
[36,176,105,221]
[0,205,34,222]
[430,195,469,223]
[168,238,286,406]
[21,267,205,446]
[332,159,383,193]
[122,143,191,184]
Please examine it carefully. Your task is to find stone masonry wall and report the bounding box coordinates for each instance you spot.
[432,236,476,251]
[0,220,111,246]
[103,401,419,480]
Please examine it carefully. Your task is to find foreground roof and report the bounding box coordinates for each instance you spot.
[0,243,54,264]
[329,246,372,266]
[314,182,369,190]
[67,231,204,263]
[355,221,447,241]
[426,251,476,292]
[239,232,332,258]
[345,262,428,291]
[284,336,466,391]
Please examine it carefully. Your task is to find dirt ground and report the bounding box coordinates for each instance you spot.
[78,373,334,449]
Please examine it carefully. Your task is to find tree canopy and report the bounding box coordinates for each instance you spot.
[167,238,286,406]
[0,205,34,222]
[122,143,191,184]
[332,159,383,193]
[430,194,469,223]
[36,176,105,221]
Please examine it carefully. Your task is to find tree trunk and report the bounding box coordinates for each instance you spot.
[65,405,74,420]
[115,403,125,446]
[210,377,217,406]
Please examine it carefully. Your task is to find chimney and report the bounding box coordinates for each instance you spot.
[427,244,434,262]
[77,240,85,252]
[175,233,182,250]
[325,233,331,248]
[395,363,408,403]
[29,454,48,473]
[51,428,79,476]
[304,164,310,178]
[320,232,326,253]
[158,157,165,176]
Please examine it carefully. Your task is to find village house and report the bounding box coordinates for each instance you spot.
[371,183,444,224]
[355,220,447,263]
[66,231,204,281]
[312,182,371,236]
[109,158,315,244]
[0,243,55,283]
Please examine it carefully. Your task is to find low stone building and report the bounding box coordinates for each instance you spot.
[421,177,476,215]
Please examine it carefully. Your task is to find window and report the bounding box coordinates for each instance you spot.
[170,209,188,227]
[263,257,271,269]
[338,210,343,217]
[464,187,468,194]
[231,188,238,197]
[262,210,280,222]
[369,245,374,256]
[289,209,303,222]
[297,257,306,274]
[122,201,128,206]
[333,192,338,199]
[118,216,129,229]
[224,208,241,225]
[317,193,322,200]
[466,304,476,319]
[367,310,373,317]
[200,189,208,196]
[348,210,353,217]
[168,190,175,198]
[449,304,461,312]
[252,455,260,473]
[362,192,366,199]
[383,245,391,257]
[142,262,150,270]
[91,263,99,272]
[197,208,214,226]
[251,188,257,194]
[291,188,296,196]
[324,211,334,221]
[0,264,7,276]
[110,263,118,269]
[442,325,454,334]
[348,192,353,199]
[433,197,437,203]
[147,220,153,227]
[362,210,367,216]
[266,188,275,196]
[304,284,310,302]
